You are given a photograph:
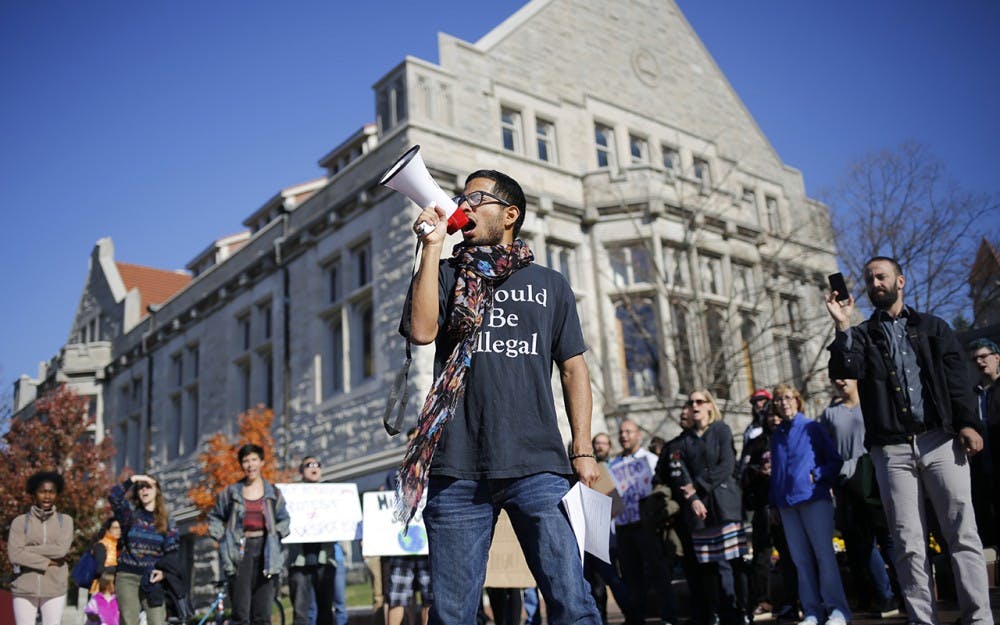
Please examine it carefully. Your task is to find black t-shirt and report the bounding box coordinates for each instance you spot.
[401,260,587,480]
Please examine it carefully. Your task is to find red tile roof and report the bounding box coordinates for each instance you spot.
[115,262,191,317]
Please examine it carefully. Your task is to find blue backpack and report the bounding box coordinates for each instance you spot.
[70,547,98,588]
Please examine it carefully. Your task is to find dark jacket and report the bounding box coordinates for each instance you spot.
[769,413,843,508]
[827,307,981,447]
[659,421,742,528]
[740,428,772,511]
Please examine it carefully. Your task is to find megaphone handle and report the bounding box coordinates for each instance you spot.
[415,221,435,237]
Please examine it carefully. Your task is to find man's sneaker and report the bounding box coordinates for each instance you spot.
[873,596,900,618]
[752,603,774,621]
[823,611,848,625]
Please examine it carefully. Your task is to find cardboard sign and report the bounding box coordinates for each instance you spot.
[361,491,429,557]
[484,510,536,588]
[592,463,626,519]
[277,482,363,544]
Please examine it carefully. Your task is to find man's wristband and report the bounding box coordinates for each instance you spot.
[569,453,595,461]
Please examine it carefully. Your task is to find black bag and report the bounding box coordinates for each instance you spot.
[70,548,98,588]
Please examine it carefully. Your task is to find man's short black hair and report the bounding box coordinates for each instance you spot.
[864,256,903,277]
[27,471,64,495]
[237,443,265,463]
[465,169,526,238]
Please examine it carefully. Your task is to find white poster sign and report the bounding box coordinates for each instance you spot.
[361,491,429,557]
[277,482,363,544]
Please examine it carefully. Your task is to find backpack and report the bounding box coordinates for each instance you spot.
[70,547,98,588]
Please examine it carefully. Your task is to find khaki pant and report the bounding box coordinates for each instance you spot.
[871,428,993,625]
[116,571,166,625]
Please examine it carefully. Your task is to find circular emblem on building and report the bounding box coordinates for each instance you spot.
[631,48,661,87]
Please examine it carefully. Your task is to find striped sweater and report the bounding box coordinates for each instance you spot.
[109,480,178,575]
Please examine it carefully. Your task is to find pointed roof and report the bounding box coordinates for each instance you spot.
[115,262,191,317]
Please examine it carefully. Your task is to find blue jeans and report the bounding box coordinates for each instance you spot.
[523,587,541,625]
[423,473,601,625]
[779,499,850,622]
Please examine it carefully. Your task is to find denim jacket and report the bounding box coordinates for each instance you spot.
[207,480,290,577]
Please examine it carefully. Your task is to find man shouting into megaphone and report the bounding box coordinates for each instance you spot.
[395,168,602,625]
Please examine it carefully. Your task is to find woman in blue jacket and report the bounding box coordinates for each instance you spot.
[769,384,850,625]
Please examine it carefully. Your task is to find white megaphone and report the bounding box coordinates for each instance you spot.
[379,145,469,237]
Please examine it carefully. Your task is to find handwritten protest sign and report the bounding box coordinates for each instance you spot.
[361,491,429,557]
[484,510,536,588]
[277,482,362,544]
[607,456,654,525]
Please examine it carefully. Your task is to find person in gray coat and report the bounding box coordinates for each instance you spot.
[208,443,290,625]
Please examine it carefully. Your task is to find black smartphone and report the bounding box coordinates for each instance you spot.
[828,272,850,302]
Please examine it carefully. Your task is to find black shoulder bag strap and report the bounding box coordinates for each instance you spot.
[382,240,422,436]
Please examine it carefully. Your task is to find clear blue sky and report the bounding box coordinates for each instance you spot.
[2,1,998,392]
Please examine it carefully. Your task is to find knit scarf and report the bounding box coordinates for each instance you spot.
[395,239,534,524]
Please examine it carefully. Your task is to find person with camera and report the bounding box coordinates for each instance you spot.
[825,256,991,625]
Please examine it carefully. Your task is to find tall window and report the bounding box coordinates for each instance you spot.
[237,360,251,412]
[238,315,251,351]
[501,107,523,153]
[705,306,731,399]
[671,303,695,394]
[699,254,723,296]
[615,299,661,397]
[732,262,755,302]
[740,314,757,396]
[661,145,679,172]
[765,196,782,232]
[629,134,648,164]
[741,188,758,216]
[327,259,341,303]
[787,338,805,389]
[258,302,272,341]
[663,246,689,289]
[595,123,616,169]
[326,318,344,396]
[608,243,654,287]
[545,240,575,285]
[693,157,711,190]
[352,241,372,289]
[352,303,375,382]
[377,78,407,134]
[536,118,556,163]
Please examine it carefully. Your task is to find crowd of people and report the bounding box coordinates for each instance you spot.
[6,163,998,625]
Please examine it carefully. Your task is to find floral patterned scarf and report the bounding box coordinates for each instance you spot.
[395,239,534,524]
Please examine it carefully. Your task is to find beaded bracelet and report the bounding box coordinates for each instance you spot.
[568,453,595,460]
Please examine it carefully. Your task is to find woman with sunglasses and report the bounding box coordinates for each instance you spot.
[672,390,747,625]
[109,473,179,625]
[768,384,849,625]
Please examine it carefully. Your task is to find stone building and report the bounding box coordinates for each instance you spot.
[19,0,840,590]
[12,238,190,436]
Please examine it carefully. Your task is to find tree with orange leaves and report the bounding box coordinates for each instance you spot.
[0,385,115,587]
[187,406,295,535]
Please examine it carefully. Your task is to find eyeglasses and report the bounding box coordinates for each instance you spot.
[974,353,999,361]
[136,483,155,491]
[452,190,513,210]
[684,398,710,407]
[303,461,321,469]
